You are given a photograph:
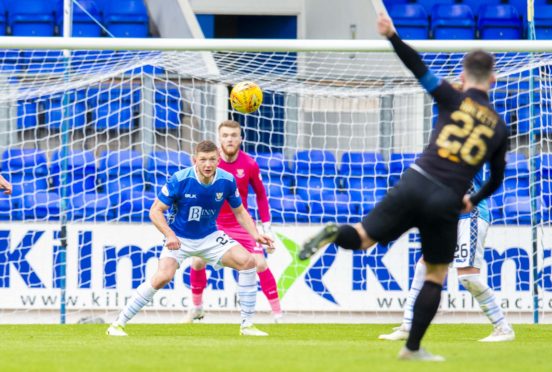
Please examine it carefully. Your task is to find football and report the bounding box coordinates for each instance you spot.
[230,81,263,114]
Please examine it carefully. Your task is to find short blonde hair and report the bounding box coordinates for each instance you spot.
[218,120,241,131]
[195,140,218,154]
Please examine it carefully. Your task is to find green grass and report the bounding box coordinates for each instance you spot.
[0,324,551,371]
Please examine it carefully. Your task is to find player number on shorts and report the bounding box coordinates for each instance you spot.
[436,110,494,165]
[216,235,229,246]
[454,243,469,259]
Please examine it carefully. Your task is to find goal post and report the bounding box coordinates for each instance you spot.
[0,37,549,324]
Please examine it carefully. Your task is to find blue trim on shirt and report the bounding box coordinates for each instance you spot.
[419,71,440,93]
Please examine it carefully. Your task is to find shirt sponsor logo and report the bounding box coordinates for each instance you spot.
[236,169,245,178]
[188,206,216,221]
[215,192,223,201]
[185,194,197,198]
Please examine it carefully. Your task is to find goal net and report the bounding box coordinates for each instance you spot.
[0,40,549,324]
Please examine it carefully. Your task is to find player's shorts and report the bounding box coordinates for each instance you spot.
[159,230,237,269]
[361,167,463,265]
[452,216,489,269]
[217,223,263,255]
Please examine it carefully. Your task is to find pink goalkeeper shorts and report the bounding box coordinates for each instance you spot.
[217,224,264,255]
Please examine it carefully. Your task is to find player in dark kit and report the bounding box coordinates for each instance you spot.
[298,14,509,362]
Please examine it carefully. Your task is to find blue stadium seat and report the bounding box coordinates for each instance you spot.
[459,0,503,15]
[43,91,87,130]
[104,0,149,37]
[504,196,541,225]
[415,0,454,13]
[294,150,337,176]
[7,0,56,36]
[310,192,358,223]
[339,152,387,176]
[388,4,429,40]
[24,191,60,221]
[254,152,293,187]
[0,193,16,220]
[90,88,139,131]
[147,151,191,192]
[51,150,96,195]
[17,100,39,129]
[0,1,6,36]
[509,0,550,21]
[21,50,65,74]
[478,5,523,40]
[504,152,530,196]
[294,150,338,202]
[69,192,112,221]
[389,153,420,186]
[57,0,102,37]
[0,50,21,72]
[268,193,309,223]
[489,196,504,224]
[2,148,49,197]
[154,88,181,130]
[431,4,475,40]
[534,6,552,40]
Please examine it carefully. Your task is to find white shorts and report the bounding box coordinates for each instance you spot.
[159,230,237,269]
[452,217,489,269]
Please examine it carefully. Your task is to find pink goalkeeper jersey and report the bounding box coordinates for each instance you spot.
[217,150,271,226]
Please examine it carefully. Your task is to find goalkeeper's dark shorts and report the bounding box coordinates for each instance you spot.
[361,166,463,265]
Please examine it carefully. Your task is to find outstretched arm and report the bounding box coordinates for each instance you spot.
[377,13,461,106]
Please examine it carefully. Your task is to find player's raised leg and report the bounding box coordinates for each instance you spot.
[221,244,268,336]
[185,257,207,323]
[107,256,179,336]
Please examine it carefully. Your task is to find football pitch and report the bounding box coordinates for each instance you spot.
[1,324,551,371]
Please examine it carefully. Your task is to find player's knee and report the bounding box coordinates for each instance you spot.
[191,257,206,270]
[240,254,256,271]
[155,270,174,287]
[255,258,268,272]
[458,274,486,293]
[334,225,362,250]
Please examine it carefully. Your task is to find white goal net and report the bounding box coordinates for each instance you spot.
[0,39,549,324]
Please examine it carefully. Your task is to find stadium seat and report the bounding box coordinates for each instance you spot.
[0,1,6,36]
[154,88,181,130]
[389,153,420,186]
[310,192,358,223]
[489,196,504,224]
[90,88,139,131]
[504,196,541,225]
[415,0,454,13]
[50,150,97,195]
[69,192,112,221]
[7,0,56,36]
[254,152,293,187]
[24,191,60,221]
[43,91,87,130]
[478,5,523,40]
[534,6,552,40]
[0,193,16,220]
[388,4,429,40]
[57,0,103,37]
[339,152,387,176]
[294,150,339,202]
[268,194,309,223]
[504,152,530,196]
[17,100,39,129]
[431,4,475,40]
[104,0,149,37]
[459,0,503,15]
[147,151,192,192]
[2,148,49,197]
